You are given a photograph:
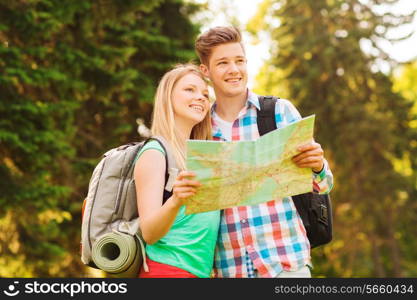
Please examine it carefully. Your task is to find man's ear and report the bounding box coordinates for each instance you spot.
[199,64,210,78]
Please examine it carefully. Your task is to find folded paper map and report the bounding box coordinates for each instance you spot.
[184,115,316,215]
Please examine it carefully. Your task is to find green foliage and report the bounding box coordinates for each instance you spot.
[392,61,417,276]
[250,0,416,277]
[0,0,201,276]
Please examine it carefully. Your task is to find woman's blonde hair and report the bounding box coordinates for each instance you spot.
[151,63,212,170]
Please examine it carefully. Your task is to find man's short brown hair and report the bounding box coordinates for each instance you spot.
[195,26,244,66]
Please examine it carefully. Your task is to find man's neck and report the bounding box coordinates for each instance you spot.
[214,89,248,122]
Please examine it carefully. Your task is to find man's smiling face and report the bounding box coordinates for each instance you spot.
[201,42,248,99]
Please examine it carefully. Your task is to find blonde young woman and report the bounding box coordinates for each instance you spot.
[134,64,220,278]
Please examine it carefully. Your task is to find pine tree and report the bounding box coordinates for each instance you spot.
[0,0,201,276]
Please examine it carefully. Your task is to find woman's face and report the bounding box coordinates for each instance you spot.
[172,73,209,127]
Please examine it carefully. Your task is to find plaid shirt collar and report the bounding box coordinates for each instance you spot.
[211,90,260,140]
[210,89,260,114]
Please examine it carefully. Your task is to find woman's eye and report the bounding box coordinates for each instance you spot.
[185,87,193,92]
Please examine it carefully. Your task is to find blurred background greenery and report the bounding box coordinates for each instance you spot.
[0,0,416,277]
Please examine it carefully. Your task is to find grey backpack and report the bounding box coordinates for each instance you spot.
[80,136,177,276]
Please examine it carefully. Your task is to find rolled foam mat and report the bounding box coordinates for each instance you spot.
[92,231,143,277]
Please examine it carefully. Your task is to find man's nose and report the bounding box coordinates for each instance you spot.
[228,62,239,74]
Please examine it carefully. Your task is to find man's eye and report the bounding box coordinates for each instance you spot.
[218,61,227,65]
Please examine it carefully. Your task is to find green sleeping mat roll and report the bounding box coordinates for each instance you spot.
[91,231,144,277]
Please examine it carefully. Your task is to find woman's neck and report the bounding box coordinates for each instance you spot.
[174,118,193,143]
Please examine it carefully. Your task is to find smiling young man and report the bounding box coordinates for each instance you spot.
[195,26,334,278]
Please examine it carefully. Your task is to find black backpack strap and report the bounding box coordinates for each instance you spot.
[257,96,279,136]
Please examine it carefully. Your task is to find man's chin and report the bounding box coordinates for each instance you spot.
[223,87,247,97]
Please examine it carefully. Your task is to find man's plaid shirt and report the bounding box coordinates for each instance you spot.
[211,91,334,278]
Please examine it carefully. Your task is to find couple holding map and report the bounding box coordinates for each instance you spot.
[134,26,333,278]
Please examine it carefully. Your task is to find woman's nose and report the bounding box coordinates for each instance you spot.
[196,92,206,101]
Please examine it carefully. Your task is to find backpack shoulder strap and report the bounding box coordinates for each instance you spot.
[257,95,279,136]
[146,135,177,193]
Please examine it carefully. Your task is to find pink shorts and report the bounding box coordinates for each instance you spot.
[138,257,198,278]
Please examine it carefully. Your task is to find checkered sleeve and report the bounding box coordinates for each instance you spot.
[312,159,333,194]
[277,99,302,124]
